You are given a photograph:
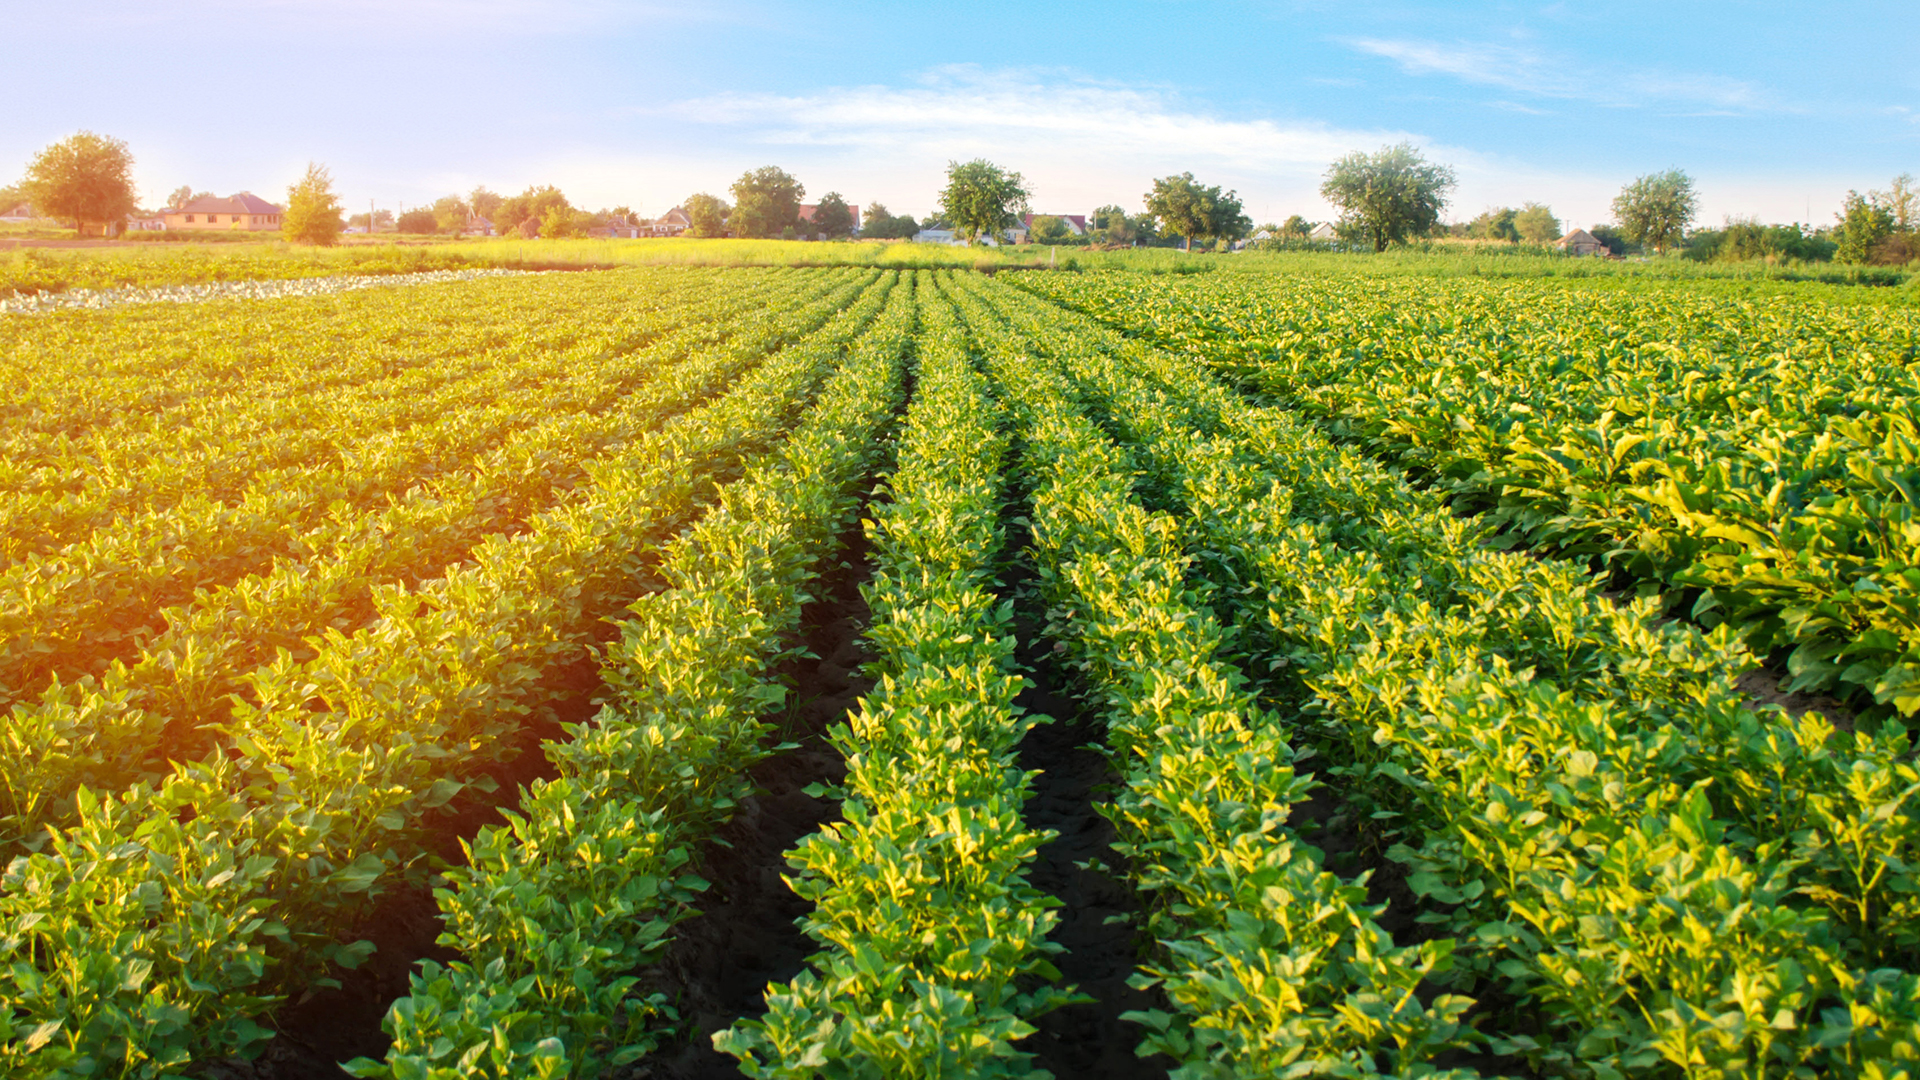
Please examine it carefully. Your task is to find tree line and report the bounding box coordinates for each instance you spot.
[3,129,1914,265]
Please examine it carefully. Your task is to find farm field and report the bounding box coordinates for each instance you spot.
[3,263,1920,1079]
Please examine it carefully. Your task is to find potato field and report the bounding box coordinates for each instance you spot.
[4,265,1920,1079]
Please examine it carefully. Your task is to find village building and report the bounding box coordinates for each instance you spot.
[0,203,35,223]
[162,193,285,231]
[649,206,693,237]
[1308,221,1339,242]
[1557,228,1607,256]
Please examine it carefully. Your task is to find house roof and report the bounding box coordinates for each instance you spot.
[1558,228,1600,246]
[656,206,691,226]
[1,203,32,217]
[171,192,284,215]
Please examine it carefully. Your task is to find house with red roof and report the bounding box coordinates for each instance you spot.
[1022,213,1088,236]
[162,192,286,232]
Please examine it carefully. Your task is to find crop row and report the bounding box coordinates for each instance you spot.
[718,276,1074,1077]
[0,269,896,1078]
[987,274,1920,1076]
[0,269,862,849]
[349,270,916,1080]
[1018,271,1920,719]
[0,267,739,557]
[949,272,1483,1077]
[0,271,835,712]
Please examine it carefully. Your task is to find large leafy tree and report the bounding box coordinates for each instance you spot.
[282,162,345,246]
[166,185,199,210]
[730,166,805,239]
[811,191,854,239]
[1320,143,1456,252]
[1610,169,1697,254]
[861,201,918,240]
[431,195,471,234]
[1835,190,1895,264]
[685,193,730,237]
[938,159,1030,245]
[22,131,138,236]
[493,185,569,237]
[1467,207,1520,242]
[468,186,504,221]
[1144,173,1250,251]
[1515,202,1562,244]
[1090,204,1138,245]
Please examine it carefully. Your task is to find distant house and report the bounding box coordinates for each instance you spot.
[127,214,167,232]
[163,192,285,231]
[465,216,496,237]
[797,203,862,238]
[915,228,961,246]
[0,203,34,223]
[591,219,642,239]
[1308,221,1338,242]
[1557,228,1606,257]
[650,206,692,237]
[1021,213,1088,236]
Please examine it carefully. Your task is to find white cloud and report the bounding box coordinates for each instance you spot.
[1348,37,1775,113]
[648,66,1425,219]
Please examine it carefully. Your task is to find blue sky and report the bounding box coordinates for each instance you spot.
[7,1,1917,230]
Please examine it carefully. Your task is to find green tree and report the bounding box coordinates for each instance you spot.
[468,186,504,221]
[1280,214,1311,241]
[685,193,730,237]
[166,185,199,210]
[730,166,805,239]
[282,161,345,246]
[432,195,470,234]
[939,159,1030,245]
[1835,190,1895,263]
[1090,204,1138,245]
[493,185,569,237]
[1144,172,1251,251]
[1466,207,1520,242]
[811,191,854,239]
[1610,169,1697,254]
[396,207,438,234]
[539,202,585,239]
[21,131,139,236]
[1515,202,1562,244]
[1320,143,1456,252]
[861,202,918,240]
[1872,173,1915,233]
[1028,214,1074,244]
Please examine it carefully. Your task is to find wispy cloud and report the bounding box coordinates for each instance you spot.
[1348,37,1776,113]
[661,66,1418,191]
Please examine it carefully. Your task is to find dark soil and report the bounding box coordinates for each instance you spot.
[1737,666,1858,733]
[621,528,876,1080]
[997,494,1172,1080]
